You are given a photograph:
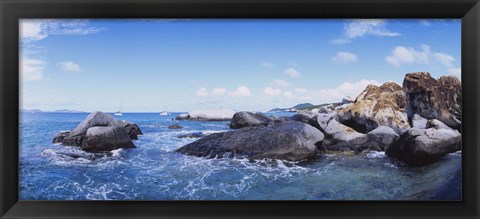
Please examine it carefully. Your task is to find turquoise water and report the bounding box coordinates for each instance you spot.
[19,112,461,200]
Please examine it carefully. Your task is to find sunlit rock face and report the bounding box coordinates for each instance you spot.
[336,82,410,135]
[403,72,461,131]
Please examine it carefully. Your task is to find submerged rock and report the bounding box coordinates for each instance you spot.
[230,111,270,129]
[385,128,461,166]
[52,111,142,152]
[176,121,324,161]
[168,124,182,129]
[336,82,410,134]
[403,72,461,130]
[177,132,206,138]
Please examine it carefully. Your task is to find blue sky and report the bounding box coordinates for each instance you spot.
[20,19,461,112]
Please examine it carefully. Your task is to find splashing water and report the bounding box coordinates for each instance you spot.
[19,112,461,200]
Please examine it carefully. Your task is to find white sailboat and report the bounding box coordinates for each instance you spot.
[160,111,170,116]
[114,103,123,116]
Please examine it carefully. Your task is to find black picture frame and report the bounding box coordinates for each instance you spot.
[1,0,479,218]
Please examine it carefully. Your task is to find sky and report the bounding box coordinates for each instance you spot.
[20,19,461,112]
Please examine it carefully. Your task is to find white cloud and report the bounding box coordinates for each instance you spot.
[284,68,301,78]
[229,86,252,97]
[385,44,431,67]
[433,52,455,67]
[20,57,45,81]
[332,52,358,64]
[57,61,81,72]
[385,44,458,70]
[294,88,307,93]
[20,19,102,42]
[273,79,290,88]
[260,61,274,67]
[212,88,227,96]
[313,79,381,102]
[196,87,208,97]
[264,87,281,96]
[332,19,400,45]
[448,67,461,76]
[284,91,295,99]
[420,20,431,26]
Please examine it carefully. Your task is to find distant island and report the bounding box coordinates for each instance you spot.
[21,109,87,113]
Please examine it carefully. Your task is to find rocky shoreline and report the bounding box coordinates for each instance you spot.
[176,72,462,166]
[53,72,462,166]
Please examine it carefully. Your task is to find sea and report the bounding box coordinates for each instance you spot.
[19,112,462,200]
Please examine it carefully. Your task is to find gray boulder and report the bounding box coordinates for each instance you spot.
[321,119,368,151]
[412,114,428,129]
[52,111,142,152]
[52,131,70,144]
[230,112,270,129]
[290,111,317,124]
[69,111,117,137]
[364,126,400,151]
[81,126,135,152]
[427,119,454,130]
[115,120,143,140]
[308,112,335,132]
[385,128,461,166]
[176,121,324,161]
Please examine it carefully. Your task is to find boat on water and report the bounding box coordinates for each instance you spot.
[114,111,123,116]
[160,111,170,116]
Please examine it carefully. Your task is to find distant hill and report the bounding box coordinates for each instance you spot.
[292,103,314,110]
[53,109,86,113]
[21,109,42,113]
[268,103,314,112]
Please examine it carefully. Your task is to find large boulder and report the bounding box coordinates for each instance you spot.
[308,112,335,132]
[321,119,368,151]
[81,126,135,152]
[336,82,410,134]
[187,109,236,121]
[385,128,461,166]
[68,111,117,137]
[427,119,453,130]
[176,121,324,161]
[412,114,428,129]
[290,111,317,124]
[52,111,142,152]
[115,120,143,140]
[364,126,400,151]
[52,131,70,144]
[230,111,271,129]
[403,72,461,130]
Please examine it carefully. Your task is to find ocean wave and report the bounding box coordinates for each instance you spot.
[366,151,387,159]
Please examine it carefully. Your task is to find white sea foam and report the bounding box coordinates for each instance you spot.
[366,151,387,159]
